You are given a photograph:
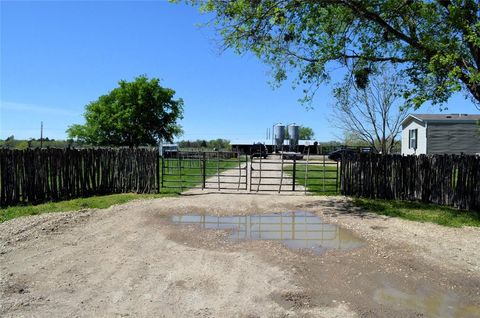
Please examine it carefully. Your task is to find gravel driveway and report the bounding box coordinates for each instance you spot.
[1,194,479,317]
[184,158,306,194]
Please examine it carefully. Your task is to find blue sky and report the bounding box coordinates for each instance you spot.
[1,0,478,142]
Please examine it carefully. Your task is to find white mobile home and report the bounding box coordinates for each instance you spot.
[401,114,480,155]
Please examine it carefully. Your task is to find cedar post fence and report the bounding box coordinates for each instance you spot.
[0,147,159,207]
[340,153,480,211]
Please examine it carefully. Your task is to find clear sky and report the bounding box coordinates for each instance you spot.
[1,0,478,143]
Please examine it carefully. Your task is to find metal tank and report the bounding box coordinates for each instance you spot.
[274,125,285,151]
[288,124,300,150]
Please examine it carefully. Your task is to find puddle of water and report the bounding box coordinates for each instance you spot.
[171,211,364,254]
[374,286,480,318]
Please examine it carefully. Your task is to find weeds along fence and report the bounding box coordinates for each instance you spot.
[341,154,480,211]
[0,148,159,207]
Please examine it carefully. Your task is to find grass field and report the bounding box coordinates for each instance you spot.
[1,158,241,223]
[352,198,480,227]
[285,164,339,194]
[285,162,479,227]
[161,158,241,191]
[0,193,175,223]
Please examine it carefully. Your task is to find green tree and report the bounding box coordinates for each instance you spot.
[342,132,370,147]
[178,140,192,149]
[299,127,314,140]
[67,75,184,147]
[15,141,29,150]
[285,126,315,139]
[207,138,231,150]
[185,0,480,109]
[3,135,16,149]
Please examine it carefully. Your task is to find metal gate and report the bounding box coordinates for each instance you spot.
[160,151,338,193]
[249,155,339,193]
[160,151,248,191]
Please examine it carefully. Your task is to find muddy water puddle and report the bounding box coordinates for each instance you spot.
[374,285,480,318]
[171,211,364,254]
[169,211,480,317]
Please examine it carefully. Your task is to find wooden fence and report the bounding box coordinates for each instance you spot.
[341,154,480,211]
[0,148,159,207]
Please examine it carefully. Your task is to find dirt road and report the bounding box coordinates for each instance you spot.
[1,194,480,317]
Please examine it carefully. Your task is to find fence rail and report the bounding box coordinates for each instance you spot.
[250,156,339,193]
[161,151,248,191]
[0,148,159,207]
[341,154,480,211]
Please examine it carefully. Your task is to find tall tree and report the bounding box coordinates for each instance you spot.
[285,126,315,139]
[184,0,480,109]
[67,76,184,147]
[342,132,370,147]
[299,126,315,139]
[2,135,16,149]
[208,138,231,150]
[331,68,409,154]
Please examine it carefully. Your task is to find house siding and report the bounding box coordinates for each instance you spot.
[401,119,427,155]
[426,123,480,154]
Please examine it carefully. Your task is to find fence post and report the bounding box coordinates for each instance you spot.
[336,161,339,194]
[162,154,166,190]
[256,155,262,192]
[217,151,220,191]
[292,156,296,191]
[249,156,252,192]
[202,152,206,190]
[156,150,161,193]
[178,155,183,192]
[244,153,248,191]
[304,148,310,194]
[237,152,242,191]
[322,151,326,192]
[279,153,285,193]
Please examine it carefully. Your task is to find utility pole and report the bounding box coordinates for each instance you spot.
[40,121,43,148]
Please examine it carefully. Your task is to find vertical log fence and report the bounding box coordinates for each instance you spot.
[3,148,479,212]
[0,147,159,207]
[341,154,480,211]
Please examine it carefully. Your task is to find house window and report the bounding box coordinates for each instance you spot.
[408,129,418,149]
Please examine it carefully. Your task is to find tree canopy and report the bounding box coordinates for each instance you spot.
[178,139,231,150]
[67,76,184,147]
[186,0,480,109]
[284,126,315,139]
[331,68,409,154]
[299,126,315,139]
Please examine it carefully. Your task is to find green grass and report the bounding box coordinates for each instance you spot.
[285,164,339,194]
[352,198,480,227]
[0,193,175,223]
[161,158,241,190]
[1,158,240,223]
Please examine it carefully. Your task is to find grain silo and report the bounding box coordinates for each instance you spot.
[288,124,300,151]
[274,124,285,152]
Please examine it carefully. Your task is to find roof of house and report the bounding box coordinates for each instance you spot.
[403,113,480,125]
